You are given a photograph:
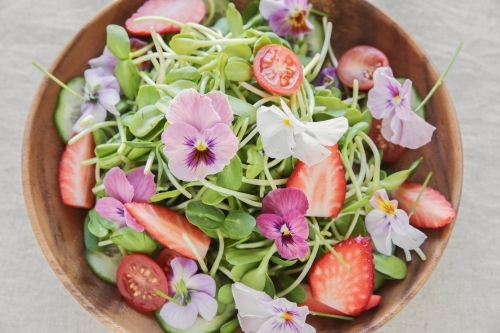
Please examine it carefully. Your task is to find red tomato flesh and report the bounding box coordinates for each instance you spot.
[368,118,406,162]
[337,45,389,90]
[253,44,303,95]
[116,254,168,312]
[156,248,182,276]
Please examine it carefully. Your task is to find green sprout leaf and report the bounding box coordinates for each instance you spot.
[106,24,130,60]
[110,227,157,255]
[221,211,256,239]
[186,201,226,229]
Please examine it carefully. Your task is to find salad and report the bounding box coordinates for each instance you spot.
[34,0,461,332]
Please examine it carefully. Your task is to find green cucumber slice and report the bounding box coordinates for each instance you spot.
[155,303,236,333]
[54,76,85,143]
[85,245,123,285]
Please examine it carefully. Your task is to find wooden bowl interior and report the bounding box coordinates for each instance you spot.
[22,0,462,332]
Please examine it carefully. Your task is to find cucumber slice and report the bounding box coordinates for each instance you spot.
[303,15,325,57]
[85,244,124,285]
[155,303,236,333]
[54,76,85,143]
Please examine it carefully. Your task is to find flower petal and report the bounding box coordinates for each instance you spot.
[390,209,410,235]
[257,105,296,159]
[387,112,436,149]
[304,324,317,333]
[191,292,218,321]
[284,209,309,240]
[365,210,391,236]
[261,127,296,160]
[124,208,144,232]
[370,224,392,256]
[369,189,391,211]
[304,116,348,146]
[262,188,308,216]
[393,79,413,121]
[166,88,221,132]
[84,68,105,88]
[238,314,270,333]
[126,166,156,202]
[159,300,198,330]
[201,123,239,176]
[97,88,120,115]
[259,0,286,19]
[232,282,273,317]
[99,75,121,92]
[73,104,107,133]
[391,225,427,250]
[292,131,331,166]
[170,257,198,286]
[255,315,302,333]
[95,197,126,227]
[367,67,400,119]
[186,274,216,297]
[206,91,233,126]
[103,167,134,203]
[88,46,118,76]
[276,235,309,260]
[256,214,284,240]
[280,100,307,135]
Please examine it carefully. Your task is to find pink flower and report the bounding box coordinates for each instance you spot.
[256,188,310,260]
[159,258,217,330]
[161,89,238,181]
[95,166,156,232]
[367,67,436,149]
[259,0,314,37]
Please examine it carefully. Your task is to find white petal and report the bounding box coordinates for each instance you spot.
[303,323,317,333]
[262,127,295,159]
[159,301,198,330]
[370,224,392,256]
[232,283,273,317]
[280,100,307,134]
[392,224,427,250]
[304,116,348,146]
[368,189,391,211]
[191,292,218,321]
[259,0,286,19]
[292,132,331,166]
[365,210,391,235]
[238,314,270,333]
[390,209,410,235]
[257,105,289,141]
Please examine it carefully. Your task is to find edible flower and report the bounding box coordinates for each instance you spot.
[256,188,310,259]
[232,282,315,333]
[257,100,348,166]
[95,166,155,232]
[259,0,314,37]
[316,66,338,89]
[161,89,238,181]
[73,67,121,132]
[367,67,435,149]
[89,38,150,75]
[159,258,217,330]
[365,189,427,256]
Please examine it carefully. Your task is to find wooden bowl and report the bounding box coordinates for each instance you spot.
[22,0,462,332]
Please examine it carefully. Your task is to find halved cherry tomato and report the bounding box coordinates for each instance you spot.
[156,248,182,276]
[116,254,168,312]
[337,45,389,90]
[368,118,405,162]
[253,44,303,95]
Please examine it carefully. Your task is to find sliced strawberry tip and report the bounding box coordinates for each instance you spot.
[364,294,382,311]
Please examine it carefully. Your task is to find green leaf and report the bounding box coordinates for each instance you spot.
[155,96,173,113]
[217,284,234,305]
[137,86,160,109]
[264,32,283,46]
[397,78,426,119]
[161,80,198,97]
[221,211,256,239]
[230,262,258,282]
[335,214,367,238]
[88,209,117,235]
[380,159,422,191]
[344,107,363,126]
[374,271,387,291]
[315,96,348,116]
[276,274,306,303]
[225,59,253,82]
[106,24,130,60]
[240,268,266,291]
[110,227,157,255]
[225,247,269,265]
[202,155,243,204]
[128,105,165,138]
[150,190,181,202]
[217,301,226,316]
[222,44,252,61]
[220,318,240,333]
[341,196,370,213]
[125,147,150,161]
[270,256,297,267]
[115,59,140,99]
[373,252,408,280]
[226,3,244,37]
[169,37,199,55]
[253,34,272,56]
[186,201,225,229]
[263,273,275,298]
[165,66,201,84]
[227,95,256,117]
[246,149,264,179]
[95,143,120,159]
[84,213,100,252]
[241,0,260,23]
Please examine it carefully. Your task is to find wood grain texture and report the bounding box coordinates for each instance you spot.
[22,0,462,332]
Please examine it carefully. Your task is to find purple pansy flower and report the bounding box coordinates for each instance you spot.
[365,189,427,256]
[256,188,310,260]
[159,258,217,330]
[73,67,121,133]
[95,166,155,232]
[232,282,315,333]
[367,67,436,149]
[161,89,238,181]
[259,0,314,37]
[316,66,338,89]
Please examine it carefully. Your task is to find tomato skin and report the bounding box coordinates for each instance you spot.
[337,45,389,91]
[156,248,182,276]
[253,44,303,95]
[116,254,168,312]
[368,118,406,162]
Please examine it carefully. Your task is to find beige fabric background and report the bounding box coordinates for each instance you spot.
[1,0,498,332]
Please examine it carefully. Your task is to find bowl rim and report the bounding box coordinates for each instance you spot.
[22,0,463,332]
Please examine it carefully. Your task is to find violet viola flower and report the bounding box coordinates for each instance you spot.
[367,67,436,149]
[73,67,121,133]
[232,282,315,333]
[159,258,217,330]
[365,189,427,256]
[161,89,238,182]
[259,0,314,37]
[95,166,155,232]
[316,66,338,89]
[256,188,310,260]
[88,46,118,76]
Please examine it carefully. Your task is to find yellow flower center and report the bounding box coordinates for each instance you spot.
[392,94,401,105]
[283,311,294,322]
[283,119,292,127]
[280,224,291,236]
[380,200,396,216]
[290,10,306,28]
[195,141,208,151]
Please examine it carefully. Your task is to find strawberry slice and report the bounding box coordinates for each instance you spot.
[125,0,206,37]
[391,181,456,228]
[300,284,381,315]
[59,133,95,209]
[125,202,210,260]
[309,236,374,316]
[286,144,346,217]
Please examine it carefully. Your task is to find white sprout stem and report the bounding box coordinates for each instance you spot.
[309,21,333,80]
[363,164,375,186]
[290,93,299,117]
[236,239,273,249]
[237,118,249,142]
[239,82,271,98]
[355,136,368,185]
[150,28,166,84]
[95,161,101,183]
[339,153,363,201]
[78,114,97,128]
[144,150,156,174]
[237,196,263,208]
[68,121,117,145]
[164,167,193,199]
[80,157,98,166]
[92,184,105,194]
[229,82,247,101]
[323,16,339,68]
[214,203,231,211]
[351,80,359,108]
[199,75,210,94]
[133,53,207,65]
[115,115,127,155]
[415,248,427,261]
[323,219,342,241]
[309,217,348,269]
[242,177,288,186]
[296,86,307,119]
[263,155,278,190]
[134,16,184,28]
[259,171,266,198]
[193,187,207,200]
[403,249,412,262]
[303,53,321,77]
[32,62,85,101]
[139,71,156,86]
[344,210,361,240]
[209,229,225,277]
[267,158,283,168]
[239,127,259,149]
[156,33,174,53]
[358,132,381,188]
[303,79,316,121]
[218,266,232,280]
[409,172,433,218]
[201,0,215,26]
[130,42,154,58]
[253,95,289,108]
[98,240,114,247]
[182,233,209,273]
[199,179,261,201]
